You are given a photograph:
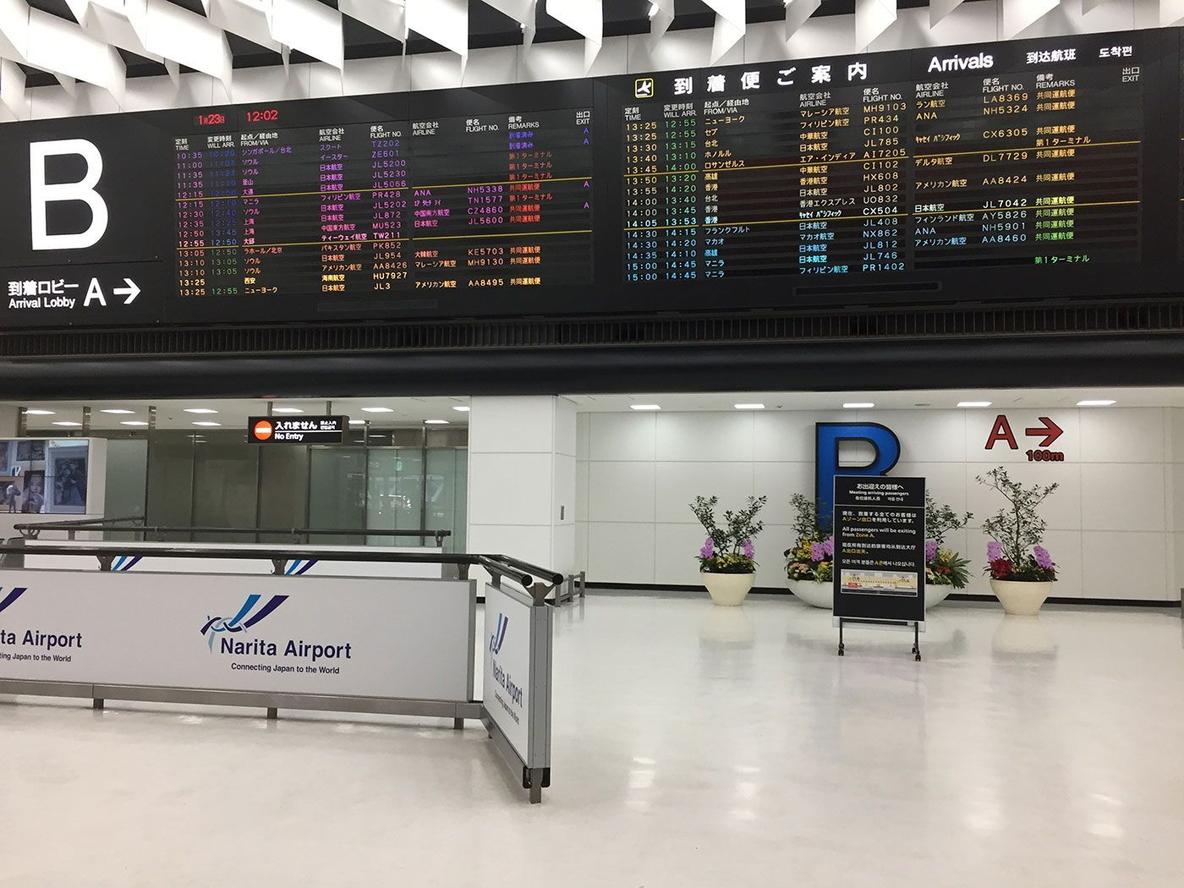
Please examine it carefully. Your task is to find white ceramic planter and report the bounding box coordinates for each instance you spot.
[990,579,1053,616]
[787,578,954,609]
[786,578,832,608]
[701,571,755,607]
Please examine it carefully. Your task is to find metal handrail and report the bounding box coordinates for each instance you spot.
[0,542,563,599]
[13,516,452,547]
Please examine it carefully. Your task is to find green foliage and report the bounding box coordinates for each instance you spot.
[926,547,971,589]
[690,495,767,573]
[789,492,820,541]
[925,492,972,545]
[976,466,1058,567]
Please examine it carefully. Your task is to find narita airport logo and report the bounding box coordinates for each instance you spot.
[0,586,85,661]
[201,593,353,668]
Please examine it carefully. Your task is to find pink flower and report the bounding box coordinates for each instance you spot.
[1033,545,1053,570]
[822,536,834,557]
[698,538,715,560]
[741,538,755,559]
[925,539,938,562]
[987,540,1004,562]
[810,541,825,562]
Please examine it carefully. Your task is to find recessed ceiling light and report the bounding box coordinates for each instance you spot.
[349,419,366,425]
[361,407,394,414]
[843,402,875,409]
[734,403,765,410]
[192,421,221,427]
[271,407,304,414]
[52,421,82,427]
[630,404,661,411]
[1077,399,1116,407]
[452,405,471,412]
[24,409,55,416]
[424,419,449,425]
[100,409,134,415]
[120,421,149,427]
[184,408,218,415]
[957,401,992,408]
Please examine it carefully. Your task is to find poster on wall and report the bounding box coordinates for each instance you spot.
[0,439,88,515]
[833,475,926,624]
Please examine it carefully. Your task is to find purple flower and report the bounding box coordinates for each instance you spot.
[810,541,825,562]
[987,540,1004,562]
[1033,545,1053,569]
[741,538,755,559]
[925,538,939,562]
[698,537,715,560]
[822,536,834,557]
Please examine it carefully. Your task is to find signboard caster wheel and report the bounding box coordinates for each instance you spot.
[837,644,845,657]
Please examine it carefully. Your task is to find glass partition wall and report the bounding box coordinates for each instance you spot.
[100,428,466,550]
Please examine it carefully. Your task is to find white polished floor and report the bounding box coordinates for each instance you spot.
[2,594,1183,887]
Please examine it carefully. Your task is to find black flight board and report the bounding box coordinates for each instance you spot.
[0,27,1181,330]
[619,35,1144,282]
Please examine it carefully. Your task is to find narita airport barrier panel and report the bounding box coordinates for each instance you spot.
[0,569,474,701]
[482,581,552,779]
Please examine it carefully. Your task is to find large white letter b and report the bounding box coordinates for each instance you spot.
[30,139,109,250]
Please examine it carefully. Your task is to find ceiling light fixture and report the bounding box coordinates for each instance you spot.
[100,409,134,415]
[349,420,366,425]
[271,407,304,414]
[843,402,875,409]
[52,421,82,427]
[734,403,765,410]
[184,408,218,415]
[120,421,149,427]
[452,405,471,412]
[192,421,221,427]
[23,409,55,416]
[361,407,394,414]
[630,404,661,411]
[1076,399,1116,407]
[957,401,992,408]
[425,419,450,425]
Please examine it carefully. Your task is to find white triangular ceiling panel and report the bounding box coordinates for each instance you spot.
[703,0,743,64]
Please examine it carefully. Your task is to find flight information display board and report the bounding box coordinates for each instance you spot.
[619,35,1144,282]
[0,27,1181,330]
[174,107,593,301]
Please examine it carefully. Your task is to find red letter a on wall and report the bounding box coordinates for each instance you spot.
[985,414,1018,450]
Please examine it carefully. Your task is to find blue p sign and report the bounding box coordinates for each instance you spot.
[815,423,901,532]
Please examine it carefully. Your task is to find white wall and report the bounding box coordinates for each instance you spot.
[1,0,1164,121]
[575,407,1184,602]
[467,396,577,579]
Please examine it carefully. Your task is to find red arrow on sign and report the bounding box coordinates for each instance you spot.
[1025,416,1063,448]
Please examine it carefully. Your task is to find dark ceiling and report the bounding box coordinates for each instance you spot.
[17,0,957,87]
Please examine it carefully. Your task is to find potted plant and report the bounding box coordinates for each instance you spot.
[691,494,767,606]
[783,493,834,608]
[977,467,1059,615]
[924,492,973,607]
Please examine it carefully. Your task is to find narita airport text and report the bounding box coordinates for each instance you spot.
[218,637,352,662]
[0,629,83,651]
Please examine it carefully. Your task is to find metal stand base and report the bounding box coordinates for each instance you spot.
[92,698,104,711]
[836,617,922,661]
[266,707,278,720]
[453,718,464,730]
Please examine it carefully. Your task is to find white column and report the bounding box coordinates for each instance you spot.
[0,407,19,437]
[467,396,577,579]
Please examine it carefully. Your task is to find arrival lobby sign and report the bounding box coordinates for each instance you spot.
[833,476,926,624]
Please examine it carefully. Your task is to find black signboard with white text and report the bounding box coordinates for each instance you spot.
[2,28,1183,330]
[248,415,347,445]
[833,475,926,624]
